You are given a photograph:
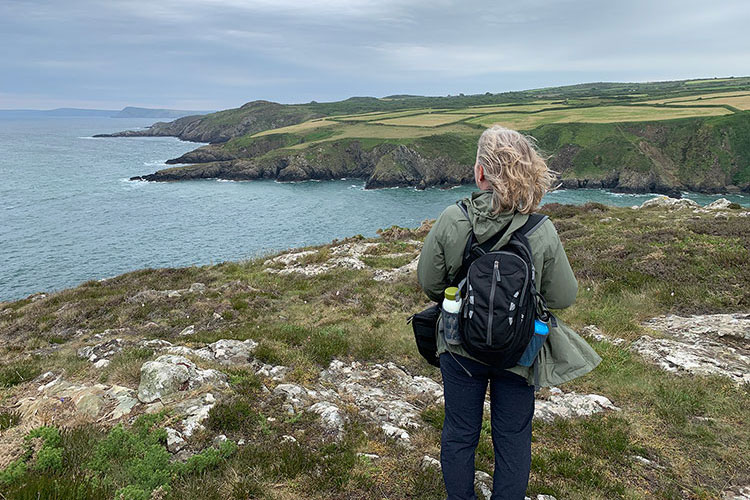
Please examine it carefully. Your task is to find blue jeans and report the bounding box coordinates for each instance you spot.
[439,352,534,500]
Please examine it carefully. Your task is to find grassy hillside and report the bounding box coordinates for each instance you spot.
[1,203,749,499]
[118,76,750,193]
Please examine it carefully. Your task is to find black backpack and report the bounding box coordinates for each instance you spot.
[454,201,549,368]
[409,202,550,369]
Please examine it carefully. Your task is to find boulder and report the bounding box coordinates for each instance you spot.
[704,198,733,210]
[534,388,620,422]
[639,196,699,210]
[137,355,227,403]
[195,339,258,365]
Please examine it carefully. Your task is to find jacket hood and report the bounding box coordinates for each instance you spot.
[463,190,520,244]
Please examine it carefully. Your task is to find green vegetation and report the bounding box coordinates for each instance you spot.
[0,359,42,388]
[0,415,238,499]
[131,76,750,193]
[0,205,749,498]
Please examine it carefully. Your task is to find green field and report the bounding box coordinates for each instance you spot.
[131,76,750,192]
[244,80,748,150]
[466,105,733,129]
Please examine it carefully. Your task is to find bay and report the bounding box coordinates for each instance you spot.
[1,116,747,302]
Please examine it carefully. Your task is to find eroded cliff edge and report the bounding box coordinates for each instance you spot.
[126,112,750,195]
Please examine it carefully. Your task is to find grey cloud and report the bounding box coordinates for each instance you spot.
[1,0,748,109]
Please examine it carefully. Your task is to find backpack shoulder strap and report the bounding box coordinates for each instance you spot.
[518,213,548,237]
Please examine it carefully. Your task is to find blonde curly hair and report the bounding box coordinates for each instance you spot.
[476,125,557,214]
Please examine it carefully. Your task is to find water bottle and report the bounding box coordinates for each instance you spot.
[442,287,462,345]
[517,319,550,366]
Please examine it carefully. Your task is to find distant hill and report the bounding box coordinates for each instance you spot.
[0,107,211,119]
[0,108,116,118]
[111,107,212,119]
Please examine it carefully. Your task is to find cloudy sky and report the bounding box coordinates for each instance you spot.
[2,0,749,110]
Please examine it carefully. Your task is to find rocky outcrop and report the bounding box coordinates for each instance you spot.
[636,314,750,385]
[534,388,620,422]
[634,196,748,216]
[558,174,684,199]
[13,372,140,426]
[582,314,750,385]
[137,355,228,403]
[536,114,750,196]
[130,139,474,189]
[264,240,422,280]
[637,196,700,210]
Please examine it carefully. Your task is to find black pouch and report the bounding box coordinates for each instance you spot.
[408,304,441,367]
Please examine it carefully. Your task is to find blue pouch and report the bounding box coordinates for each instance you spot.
[517,319,550,367]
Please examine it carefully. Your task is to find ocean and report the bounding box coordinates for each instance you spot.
[1,116,747,302]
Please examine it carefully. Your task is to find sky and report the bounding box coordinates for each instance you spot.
[1,0,749,110]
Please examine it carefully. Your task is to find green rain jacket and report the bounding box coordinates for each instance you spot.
[417,190,601,386]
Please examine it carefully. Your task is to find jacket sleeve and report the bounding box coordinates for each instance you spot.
[539,222,578,309]
[418,214,449,303]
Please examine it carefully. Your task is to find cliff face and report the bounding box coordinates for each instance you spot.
[131,139,475,189]
[536,113,750,195]
[130,114,750,194]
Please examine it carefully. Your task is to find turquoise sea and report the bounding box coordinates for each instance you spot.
[1,116,747,302]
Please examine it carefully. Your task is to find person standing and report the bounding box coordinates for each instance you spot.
[417,125,600,499]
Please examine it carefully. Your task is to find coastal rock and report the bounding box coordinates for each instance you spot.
[137,355,228,403]
[172,392,217,437]
[634,314,750,384]
[705,198,734,210]
[15,376,139,426]
[77,338,126,363]
[638,196,700,210]
[534,387,620,422]
[130,137,472,189]
[265,240,421,281]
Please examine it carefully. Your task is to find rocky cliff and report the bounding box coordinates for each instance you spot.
[538,113,750,195]
[130,113,750,194]
[131,137,475,189]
